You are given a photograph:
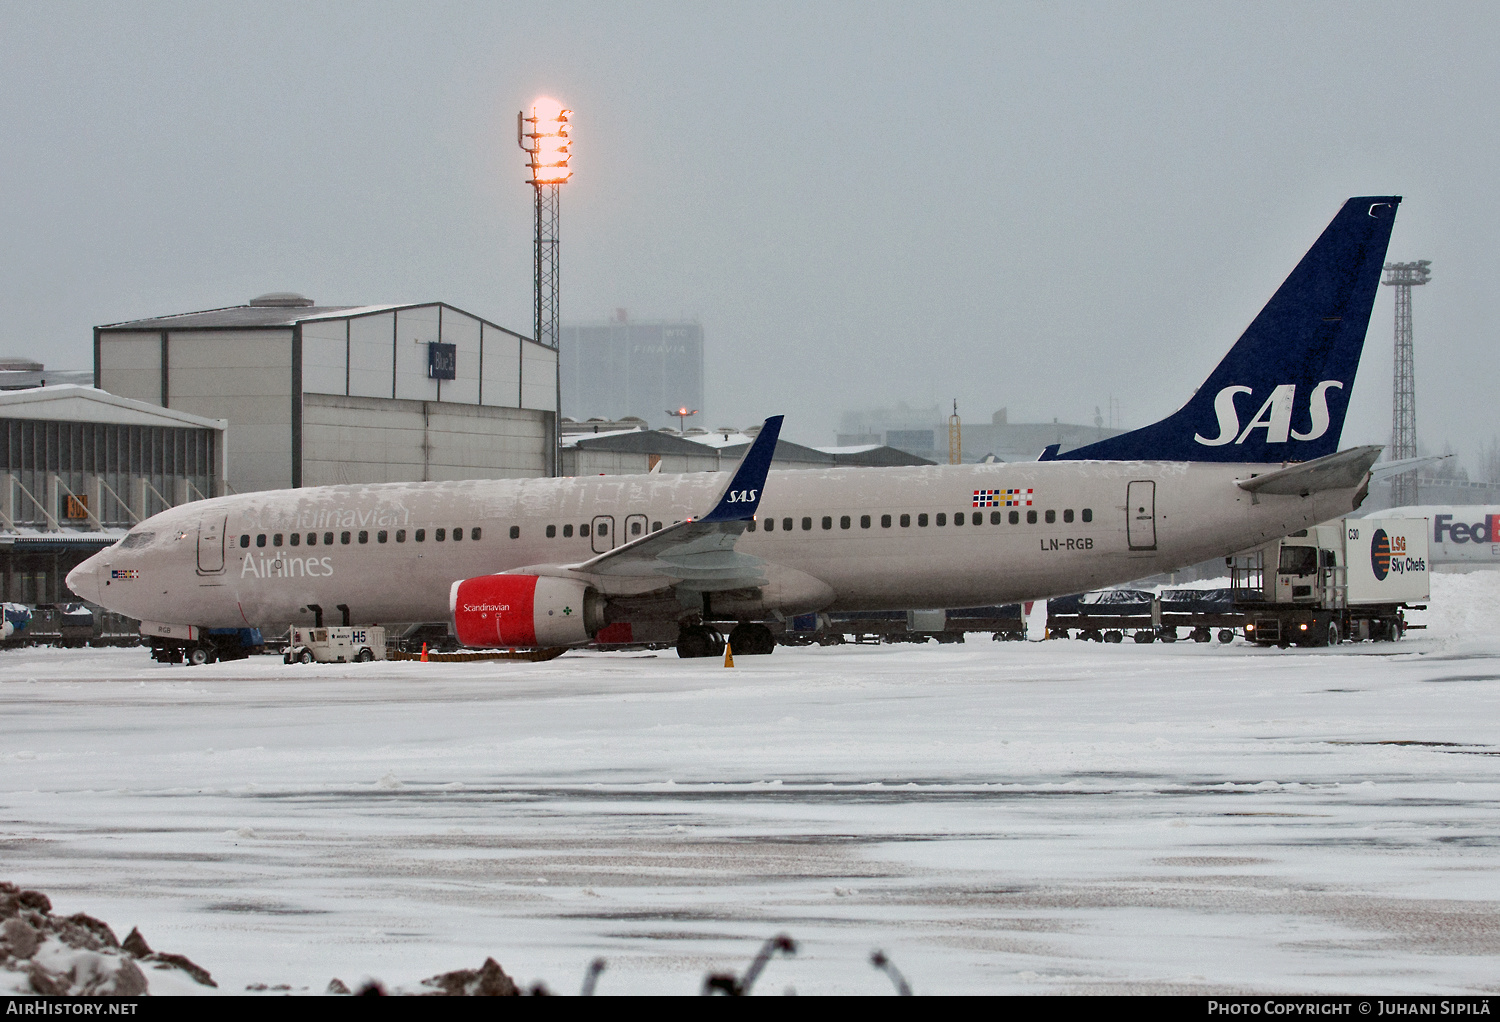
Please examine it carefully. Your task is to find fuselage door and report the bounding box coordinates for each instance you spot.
[624,514,648,543]
[591,515,615,554]
[197,514,227,574]
[1126,481,1157,551]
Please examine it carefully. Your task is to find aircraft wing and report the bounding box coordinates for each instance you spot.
[1235,445,1383,496]
[509,416,784,595]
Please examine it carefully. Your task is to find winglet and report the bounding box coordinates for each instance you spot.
[698,415,784,523]
[1037,443,1061,462]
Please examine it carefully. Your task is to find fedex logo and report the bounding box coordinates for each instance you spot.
[1194,381,1343,446]
[1434,514,1500,545]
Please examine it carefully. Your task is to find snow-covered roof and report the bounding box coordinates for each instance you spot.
[0,385,226,431]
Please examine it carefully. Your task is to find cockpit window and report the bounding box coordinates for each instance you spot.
[119,532,155,549]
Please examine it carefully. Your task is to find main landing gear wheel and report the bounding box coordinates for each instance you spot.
[676,626,721,659]
[727,623,776,656]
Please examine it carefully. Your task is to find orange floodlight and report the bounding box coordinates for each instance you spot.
[519,97,573,185]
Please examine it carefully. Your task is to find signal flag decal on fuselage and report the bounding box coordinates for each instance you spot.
[974,489,1033,508]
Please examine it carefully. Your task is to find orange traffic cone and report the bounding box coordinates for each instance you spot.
[420,642,429,662]
[723,642,734,668]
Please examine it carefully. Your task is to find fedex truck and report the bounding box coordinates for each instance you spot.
[1376,506,1500,568]
[1232,516,1429,646]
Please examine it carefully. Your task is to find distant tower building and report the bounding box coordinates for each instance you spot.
[1383,260,1431,506]
[559,312,704,429]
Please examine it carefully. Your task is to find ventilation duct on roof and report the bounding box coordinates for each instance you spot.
[249,293,315,308]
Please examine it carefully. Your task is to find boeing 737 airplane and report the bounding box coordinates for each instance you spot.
[69,196,1401,658]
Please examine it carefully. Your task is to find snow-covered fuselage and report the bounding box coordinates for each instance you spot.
[69,459,1362,631]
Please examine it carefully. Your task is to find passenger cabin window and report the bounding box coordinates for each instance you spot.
[861,515,871,529]
[1045,510,1056,524]
[802,517,812,531]
[1081,509,1093,522]
[900,514,911,527]
[340,532,351,544]
[545,525,555,538]
[596,523,606,536]
[763,518,773,532]
[747,520,756,532]
[652,522,663,532]
[953,513,963,527]
[436,528,446,541]
[452,527,462,541]
[324,532,333,545]
[273,534,283,547]
[972,512,981,525]
[239,535,249,548]
[415,529,425,542]
[472,528,481,540]
[509,526,520,539]
[840,516,851,529]
[918,514,928,527]
[289,533,300,546]
[782,518,792,531]
[1009,511,1019,525]
[377,530,387,543]
[991,511,1001,524]
[358,531,368,544]
[563,524,574,538]
[630,521,641,536]
[936,513,946,526]
[306,533,316,546]
[257,534,267,547]
[1063,509,1074,523]
[396,530,406,542]
[1027,510,1038,524]
[579,524,589,537]
[881,514,891,528]
[821,516,832,530]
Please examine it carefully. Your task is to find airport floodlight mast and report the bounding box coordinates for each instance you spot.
[518,98,572,475]
[948,400,962,465]
[1383,260,1431,507]
[668,407,699,433]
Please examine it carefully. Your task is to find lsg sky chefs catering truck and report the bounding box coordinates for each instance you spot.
[1230,517,1429,647]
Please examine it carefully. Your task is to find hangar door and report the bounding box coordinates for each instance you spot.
[1126,481,1157,551]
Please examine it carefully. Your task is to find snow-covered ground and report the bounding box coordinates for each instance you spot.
[1,572,1498,995]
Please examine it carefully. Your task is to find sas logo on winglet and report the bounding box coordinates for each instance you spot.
[1193,381,1343,447]
[724,489,759,504]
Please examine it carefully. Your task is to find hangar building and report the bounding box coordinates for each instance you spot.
[0,385,226,604]
[95,294,556,494]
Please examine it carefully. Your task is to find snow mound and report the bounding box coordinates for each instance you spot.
[1414,570,1500,640]
[0,882,216,995]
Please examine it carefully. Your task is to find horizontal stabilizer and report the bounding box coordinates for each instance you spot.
[1235,445,1383,496]
[1369,452,1451,479]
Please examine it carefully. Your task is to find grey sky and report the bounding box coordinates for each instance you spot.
[2,2,1494,461]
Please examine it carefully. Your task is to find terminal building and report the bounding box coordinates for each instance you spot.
[0,385,226,605]
[559,314,704,430]
[95,294,557,493]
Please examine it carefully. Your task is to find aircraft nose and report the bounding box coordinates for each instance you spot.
[66,556,102,604]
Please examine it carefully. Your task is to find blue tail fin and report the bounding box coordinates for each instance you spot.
[1057,196,1400,463]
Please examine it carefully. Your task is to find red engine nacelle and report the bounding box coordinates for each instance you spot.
[449,574,603,648]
